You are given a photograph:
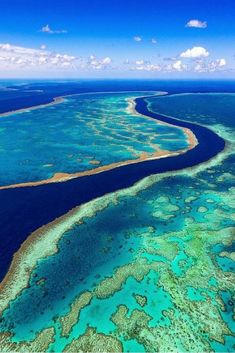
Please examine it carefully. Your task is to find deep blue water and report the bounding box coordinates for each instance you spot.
[0,80,233,282]
[1,79,235,114]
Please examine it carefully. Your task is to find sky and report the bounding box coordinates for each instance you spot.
[0,0,235,78]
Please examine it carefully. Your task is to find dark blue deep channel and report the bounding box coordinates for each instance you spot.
[0,94,225,282]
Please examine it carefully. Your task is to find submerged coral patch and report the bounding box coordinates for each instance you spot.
[0,92,192,189]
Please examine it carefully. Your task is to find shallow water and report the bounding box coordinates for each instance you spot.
[0,92,189,187]
[0,90,234,352]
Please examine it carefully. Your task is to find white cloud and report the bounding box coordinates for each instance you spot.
[172,60,186,71]
[130,55,227,74]
[163,57,177,62]
[194,58,227,72]
[41,24,51,33]
[133,63,161,71]
[180,46,209,58]
[135,60,145,65]
[217,58,226,66]
[88,55,112,69]
[0,43,76,70]
[0,44,114,73]
[164,60,187,72]
[186,19,207,28]
[40,24,67,34]
[132,58,189,72]
[133,36,142,42]
[194,62,205,72]
[208,58,226,71]
[151,38,157,44]
[0,42,228,76]
[102,57,111,65]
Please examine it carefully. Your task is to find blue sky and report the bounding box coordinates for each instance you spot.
[0,0,234,78]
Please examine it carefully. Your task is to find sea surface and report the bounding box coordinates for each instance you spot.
[0,91,189,187]
[0,80,234,352]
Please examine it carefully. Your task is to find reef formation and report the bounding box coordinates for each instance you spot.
[0,92,234,352]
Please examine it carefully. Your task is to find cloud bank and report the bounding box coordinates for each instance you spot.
[0,44,113,72]
[0,43,228,76]
[0,43,75,69]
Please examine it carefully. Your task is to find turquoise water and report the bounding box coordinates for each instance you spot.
[0,92,189,187]
[0,92,234,352]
